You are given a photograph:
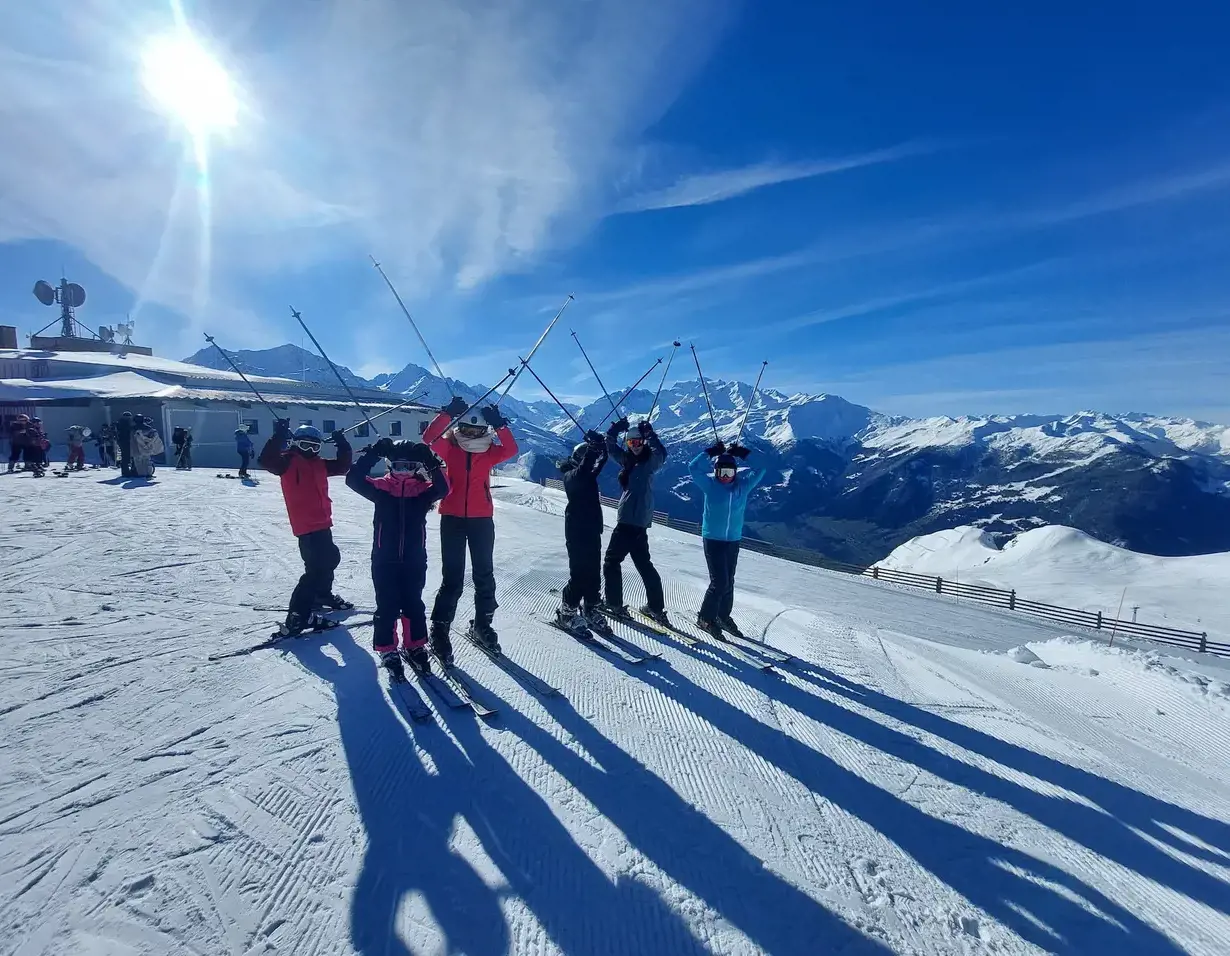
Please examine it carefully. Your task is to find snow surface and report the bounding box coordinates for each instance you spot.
[2,472,1229,955]
[882,525,1230,639]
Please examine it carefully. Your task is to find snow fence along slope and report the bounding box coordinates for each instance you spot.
[1,472,1228,956]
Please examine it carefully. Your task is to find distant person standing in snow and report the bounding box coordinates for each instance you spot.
[688,441,766,639]
[602,417,669,626]
[235,427,254,478]
[174,427,193,469]
[27,418,48,477]
[6,414,28,473]
[346,438,448,681]
[554,429,613,636]
[66,425,87,471]
[95,424,114,467]
[424,398,519,660]
[116,412,134,476]
[130,416,164,479]
[259,421,353,637]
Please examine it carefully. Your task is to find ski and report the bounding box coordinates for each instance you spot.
[640,612,776,672]
[724,632,792,664]
[463,630,562,698]
[424,663,498,718]
[386,672,434,722]
[545,618,644,664]
[207,619,342,662]
[624,608,701,646]
[592,620,664,660]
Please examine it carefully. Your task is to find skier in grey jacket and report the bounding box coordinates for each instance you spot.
[601,416,669,624]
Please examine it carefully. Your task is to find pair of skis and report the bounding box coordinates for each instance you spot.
[386,652,499,720]
[544,614,662,665]
[207,615,361,662]
[617,608,790,672]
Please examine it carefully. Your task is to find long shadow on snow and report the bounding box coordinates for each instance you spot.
[786,660,1230,906]
[287,628,716,956]
[629,660,1190,954]
[97,476,158,489]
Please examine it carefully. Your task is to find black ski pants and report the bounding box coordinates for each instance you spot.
[603,523,664,613]
[372,560,428,653]
[289,528,341,618]
[239,450,251,475]
[699,538,741,622]
[561,520,602,611]
[431,516,497,628]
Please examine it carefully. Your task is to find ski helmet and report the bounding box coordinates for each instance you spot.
[714,453,737,484]
[454,414,492,452]
[291,423,323,455]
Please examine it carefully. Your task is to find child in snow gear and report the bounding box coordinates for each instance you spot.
[555,430,611,635]
[689,442,766,638]
[347,438,448,681]
[130,416,164,478]
[235,427,254,478]
[260,422,353,636]
[66,425,88,471]
[27,418,48,477]
[424,397,519,655]
[172,426,194,469]
[602,417,668,623]
[7,414,29,472]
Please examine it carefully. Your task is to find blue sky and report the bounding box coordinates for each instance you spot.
[3,1,1230,420]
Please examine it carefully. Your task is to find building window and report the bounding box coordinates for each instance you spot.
[354,422,370,438]
[300,419,313,427]
[323,419,336,433]
[390,421,402,436]
[243,419,259,435]
[418,420,428,435]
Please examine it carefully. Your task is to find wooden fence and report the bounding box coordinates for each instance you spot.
[540,478,1225,657]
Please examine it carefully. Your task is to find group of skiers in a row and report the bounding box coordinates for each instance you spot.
[4,412,165,478]
[262,396,763,682]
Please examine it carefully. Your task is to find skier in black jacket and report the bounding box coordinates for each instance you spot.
[346,438,448,681]
[554,430,612,636]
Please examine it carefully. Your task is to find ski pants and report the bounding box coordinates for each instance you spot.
[561,520,602,611]
[289,528,341,618]
[119,444,133,476]
[603,523,664,613]
[431,515,496,628]
[239,450,251,475]
[699,538,741,622]
[67,446,85,470]
[7,444,21,468]
[372,560,428,654]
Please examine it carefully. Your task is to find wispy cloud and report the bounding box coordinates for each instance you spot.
[616,142,936,213]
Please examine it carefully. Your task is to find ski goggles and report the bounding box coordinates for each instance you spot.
[716,465,737,483]
[390,459,427,476]
[625,436,645,451]
[291,437,322,454]
[456,423,490,439]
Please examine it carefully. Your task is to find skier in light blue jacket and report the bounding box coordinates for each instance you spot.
[688,441,766,638]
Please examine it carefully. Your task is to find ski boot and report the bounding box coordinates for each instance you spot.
[695,614,725,640]
[598,602,631,621]
[555,603,590,638]
[380,649,406,682]
[279,610,334,637]
[582,605,614,638]
[430,621,454,667]
[400,645,432,675]
[717,615,745,639]
[319,593,355,611]
[640,605,671,628]
[467,619,501,655]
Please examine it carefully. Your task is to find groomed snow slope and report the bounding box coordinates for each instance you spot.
[882,525,1230,639]
[2,472,1229,956]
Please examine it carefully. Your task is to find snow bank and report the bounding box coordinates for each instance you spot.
[882,524,1230,639]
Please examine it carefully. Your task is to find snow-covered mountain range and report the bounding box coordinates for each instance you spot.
[181,344,1230,563]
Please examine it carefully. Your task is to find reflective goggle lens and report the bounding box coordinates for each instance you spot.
[293,439,321,453]
[716,467,736,481]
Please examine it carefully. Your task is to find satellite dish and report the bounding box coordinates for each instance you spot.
[65,283,86,308]
[33,280,56,306]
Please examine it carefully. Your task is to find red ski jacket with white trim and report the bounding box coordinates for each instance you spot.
[423,412,518,519]
[259,436,352,536]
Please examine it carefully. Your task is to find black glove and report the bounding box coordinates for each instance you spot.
[481,404,508,428]
[443,396,468,417]
[373,437,394,458]
[608,416,629,436]
[637,420,653,436]
[331,429,347,446]
[585,429,604,446]
[728,443,750,460]
[405,442,433,464]
[705,441,726,458]
[274,419,292,438]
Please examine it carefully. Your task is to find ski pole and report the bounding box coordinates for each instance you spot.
[370,255,453,395]
[595,358,663,430]
[570,330,618,422]
[648,340,681,421]
[290,306,380,436]
[733,360,768,444]
[497,294,573,404]
[437,367,519,435]
[339,390,428,436]
[516,357,587,437]
[203,333,282,420]
[690,344,721,445]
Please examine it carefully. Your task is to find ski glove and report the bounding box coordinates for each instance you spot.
[405,442,435,464]
[331,429,348,445]
[373,437,394,458]
[585,429,605,446]
[443,396,469,417]
[274,419,292,438]
[608,416,630,436]
[637,420,654,436]
[481,404,508,428]
[705,441,727,458]
[728,443,750,460]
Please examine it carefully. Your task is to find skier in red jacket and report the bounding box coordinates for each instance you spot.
[424,397,519,659]
[259,421,354,636]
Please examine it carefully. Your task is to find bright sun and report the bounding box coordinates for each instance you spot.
[141,32,237,133]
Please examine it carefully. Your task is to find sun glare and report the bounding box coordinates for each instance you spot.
[141,32,237,133]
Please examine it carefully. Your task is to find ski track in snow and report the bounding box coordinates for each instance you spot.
[1,473,1227,956]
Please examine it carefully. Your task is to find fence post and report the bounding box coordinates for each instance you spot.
[1096,611,1102,630]
[936,576,943,594]
[1009,589,1016,610]
[1200,632,1208,654]
[872,567,879,580]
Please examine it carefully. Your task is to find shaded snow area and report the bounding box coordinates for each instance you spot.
[3,473,1229,956]
[882,525,1230,639]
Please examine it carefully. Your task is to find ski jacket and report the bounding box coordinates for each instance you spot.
[688,451,766,542]
[8,421,27,448]
[559,443,608,533]
[346,447,448,564]
[235,432,253,454]
[423,412,518,519]
[67,426,85,448]
[606,431,666,529]
[259,435,352,536]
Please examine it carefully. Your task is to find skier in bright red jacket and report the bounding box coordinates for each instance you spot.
[424,398,518,659]
[259,421,353,636]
